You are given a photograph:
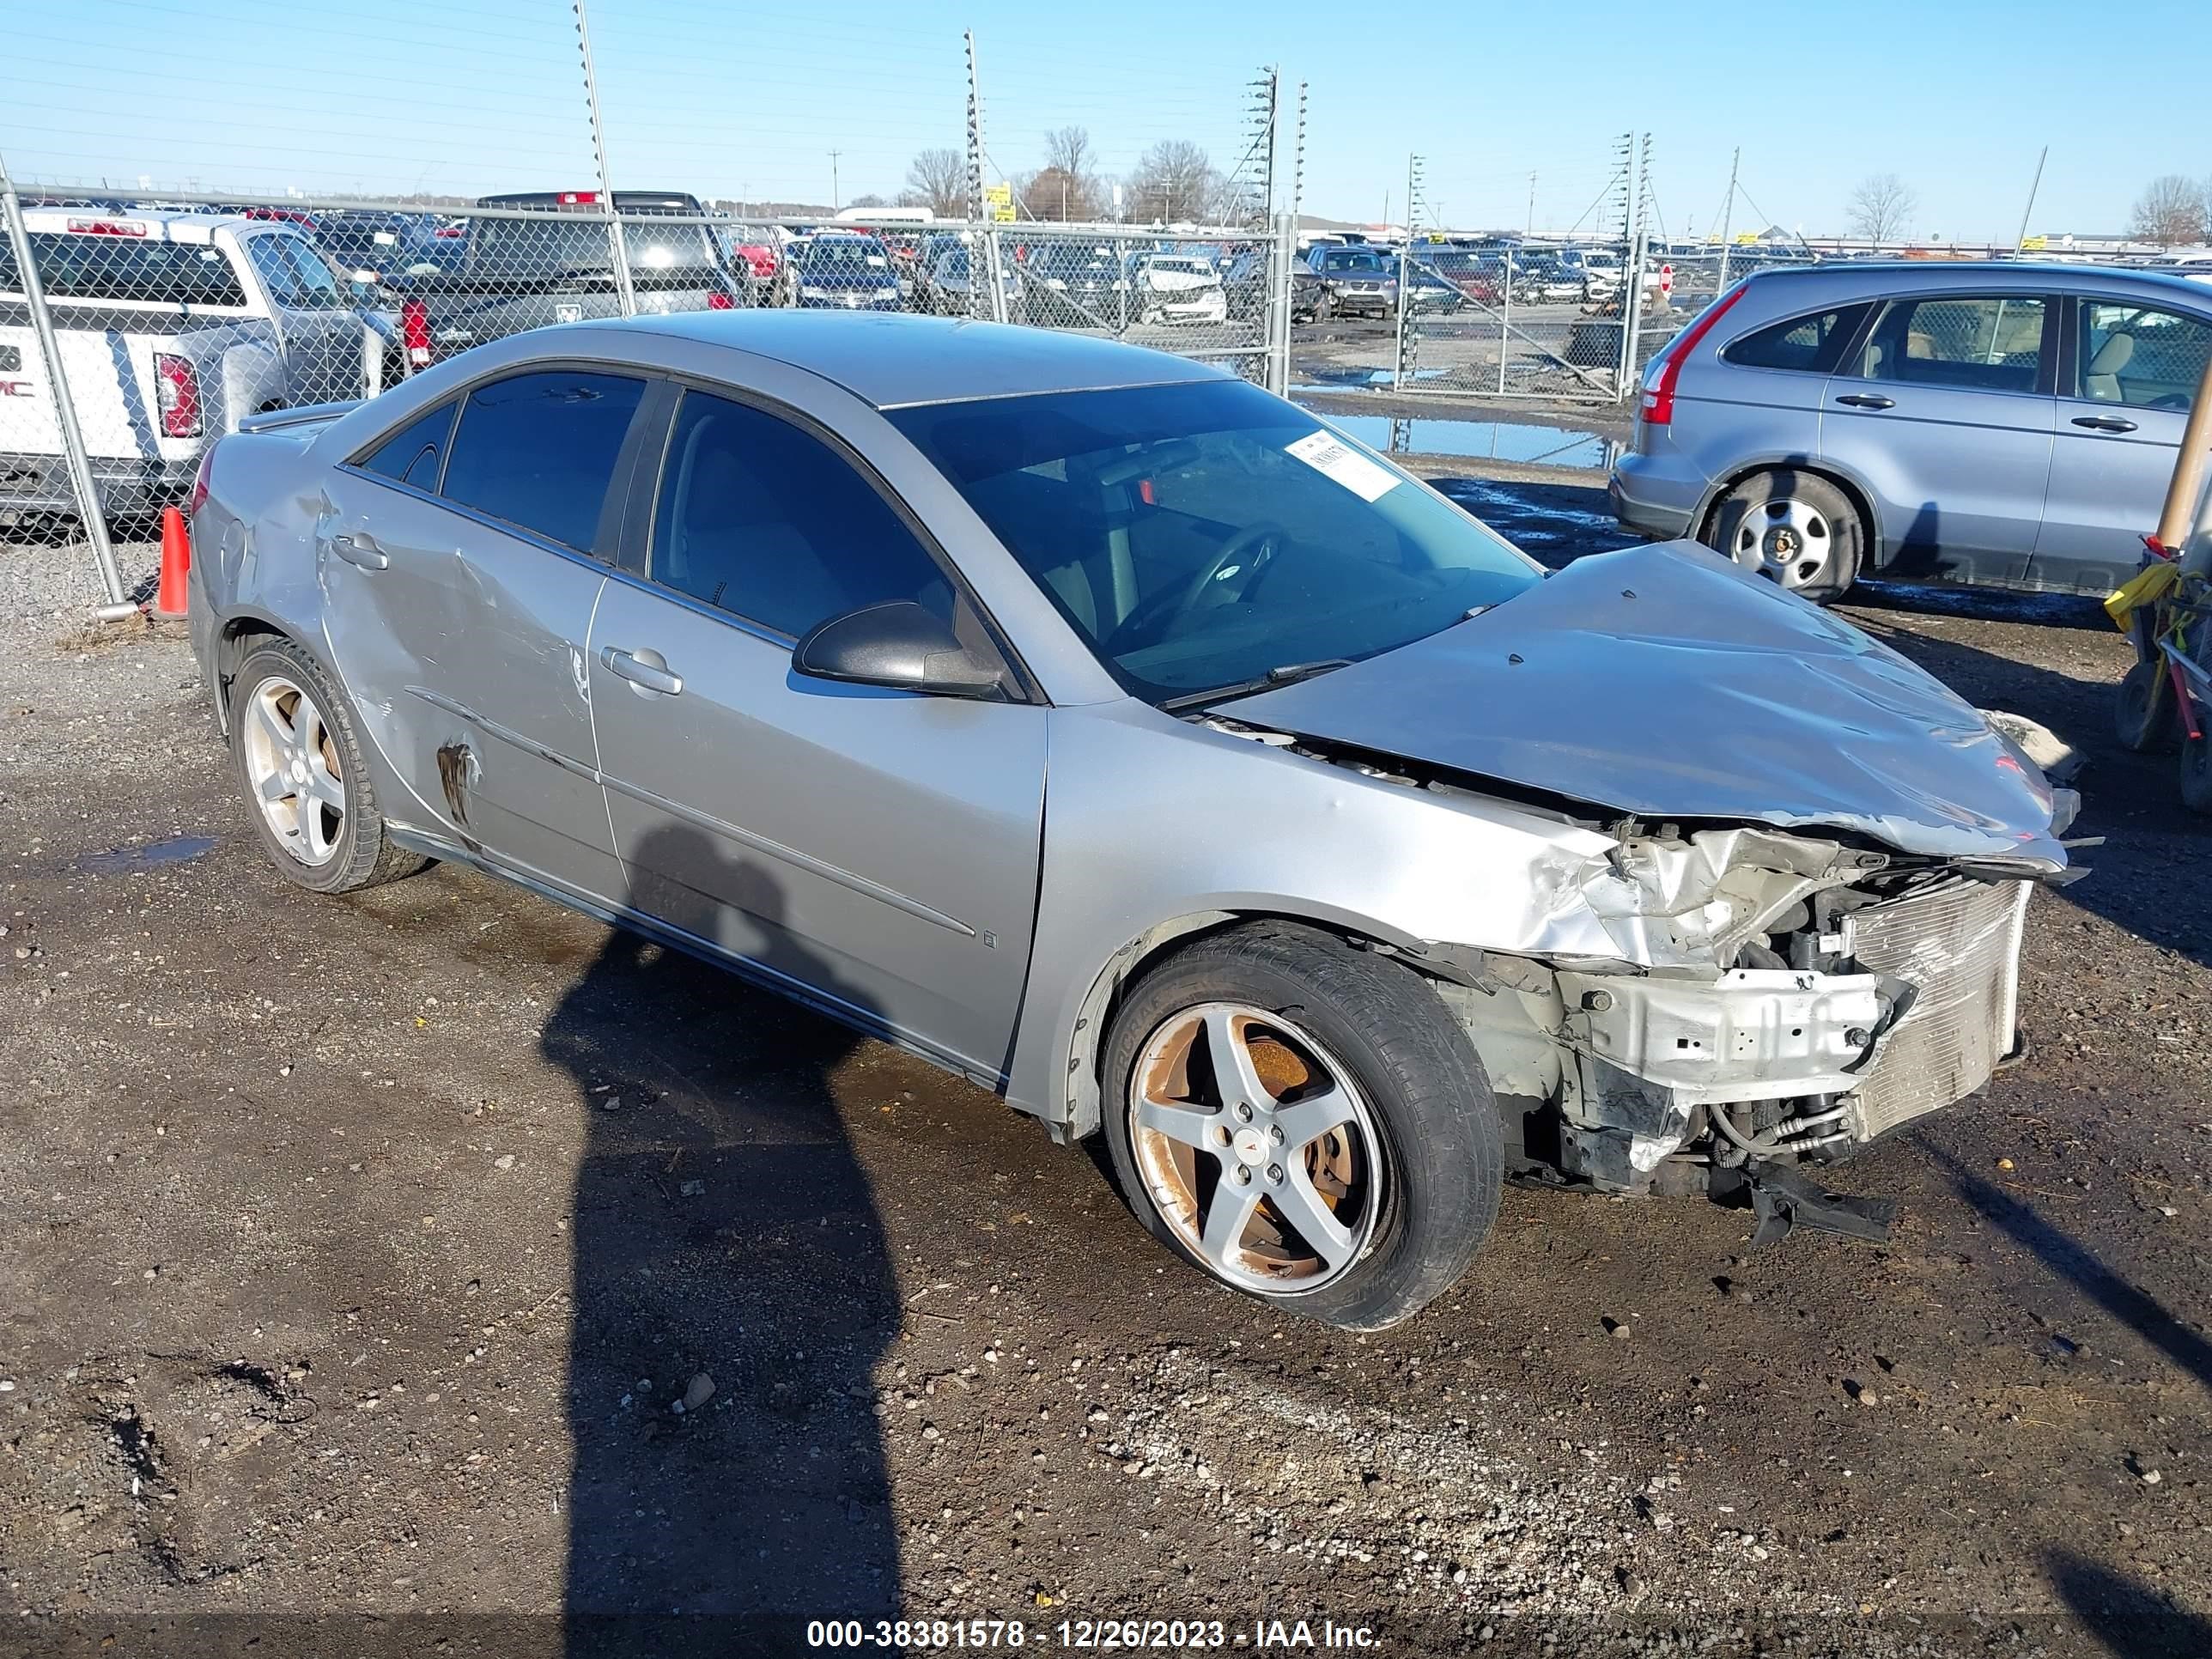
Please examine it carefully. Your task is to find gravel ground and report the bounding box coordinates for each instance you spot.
[3,494,2209,1659]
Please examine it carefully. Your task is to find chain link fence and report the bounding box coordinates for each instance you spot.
[2,176,1288,609]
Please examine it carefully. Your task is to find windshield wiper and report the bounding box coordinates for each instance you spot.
[1159,659,1353,714]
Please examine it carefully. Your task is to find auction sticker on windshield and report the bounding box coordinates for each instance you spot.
[1285,430,1399,502]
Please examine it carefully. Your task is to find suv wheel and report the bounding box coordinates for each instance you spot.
[1100,922,1501,1330]
[1708,470,1864,604]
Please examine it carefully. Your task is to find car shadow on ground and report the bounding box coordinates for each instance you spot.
[2047,1549,2212,1658]
[543,825,901,1654]
[1924,1143,2212,1395]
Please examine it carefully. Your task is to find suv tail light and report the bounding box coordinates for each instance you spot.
[707,289,735,310]
[1638,280,1747,427]
[402,299,432,368]
[153,353,202,438]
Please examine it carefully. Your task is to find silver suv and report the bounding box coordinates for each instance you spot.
[1610,261,2212,600]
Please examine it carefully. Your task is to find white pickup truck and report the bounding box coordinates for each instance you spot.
[1,207,395,522]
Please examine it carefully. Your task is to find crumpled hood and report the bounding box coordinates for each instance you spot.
[1231,540,2067,867]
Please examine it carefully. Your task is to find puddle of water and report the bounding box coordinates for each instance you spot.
[1304,409,1619,471]
[76,835,218,874]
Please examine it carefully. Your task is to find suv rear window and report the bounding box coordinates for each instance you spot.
[1723,303,1873,374]
[0,234,249,307]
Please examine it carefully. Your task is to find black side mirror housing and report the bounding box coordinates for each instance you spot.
[793,601,1006,699]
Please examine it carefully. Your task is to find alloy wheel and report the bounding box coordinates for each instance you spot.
[240,675,346,866]
[1127,1002,1386,1292]
[1728,495,1835,590]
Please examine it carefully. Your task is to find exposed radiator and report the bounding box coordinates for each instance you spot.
[1848,877,2030,1142]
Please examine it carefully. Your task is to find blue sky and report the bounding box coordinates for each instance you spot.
[6,0,2206,240]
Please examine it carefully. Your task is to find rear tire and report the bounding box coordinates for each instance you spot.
[1100,921,1501,1331]
[2115,659,2178,754]
[1706,469,1864,605]
[2182,732,2212,816]
[229,638,429,894]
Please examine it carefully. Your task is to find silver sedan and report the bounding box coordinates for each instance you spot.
[188,312,2073,1328]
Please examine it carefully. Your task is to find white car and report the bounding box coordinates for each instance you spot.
[1131,253,1229,325]
[1,207,394,520]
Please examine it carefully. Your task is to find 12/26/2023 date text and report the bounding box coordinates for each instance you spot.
[805,1617,1382,1650]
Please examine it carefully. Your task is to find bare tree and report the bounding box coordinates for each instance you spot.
[2130,174,2209,246]
[902,148,967,219]
[845,192,887,210]
[1034,126,1097,220]
[1126,140,1218,225]
[1844,173,1917,245]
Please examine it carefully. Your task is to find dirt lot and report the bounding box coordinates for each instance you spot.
[3,492,2209,1659]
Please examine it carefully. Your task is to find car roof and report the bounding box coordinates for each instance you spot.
[619,310,1230,410]
[1748,258,2212,301]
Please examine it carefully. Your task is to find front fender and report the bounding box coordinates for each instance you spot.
[1005,702,1627,1134]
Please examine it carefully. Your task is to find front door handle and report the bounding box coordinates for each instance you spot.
[600,646,683,696]
[2070,414,2138,433]
[329,531,387,570]
[1834,392,1896,410]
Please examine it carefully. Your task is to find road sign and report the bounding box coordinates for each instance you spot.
[984,183,1012,209]
[992,206,1017,223]
[1659,263,1674,296]
[1734,231,1758,246]
[2021,234,2048,252]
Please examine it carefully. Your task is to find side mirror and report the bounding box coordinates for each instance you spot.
[793,601,1006,700]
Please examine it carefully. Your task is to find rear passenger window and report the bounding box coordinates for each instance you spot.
[440,369,645,554]
[357,400,457,491]
[1856,295,2048,392]
[1722,303,1873,374]
[2078,301,2212,410]
[649,390,951,638]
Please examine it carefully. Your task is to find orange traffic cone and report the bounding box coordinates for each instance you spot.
[154,506,191,617]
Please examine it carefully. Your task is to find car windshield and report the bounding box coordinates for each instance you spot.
[804,240,890,275]
[890,380,1541,705]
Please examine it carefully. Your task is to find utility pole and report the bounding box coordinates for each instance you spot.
[1291,81,1308,223]
[830,149,842,213]
[1394,154,1423,390]
[1716,145,1740,292]
[1526,170,1536,237]
[570,0,635,317]
[962,30,1007,322]
[2013,144,2048,253]
[1617,132,1649,400]
[1244,66,1280,228]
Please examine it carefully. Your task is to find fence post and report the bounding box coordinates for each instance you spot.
[981,225,1010,325]
[0,153,133,618]
[1266,211,1294,395]
[571,0,636,317]
[1614,133,1646,402]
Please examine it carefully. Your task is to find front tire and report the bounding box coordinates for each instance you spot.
[1707,469,1864,604]
[229,638,428,893]
[1100,922,1501,1330]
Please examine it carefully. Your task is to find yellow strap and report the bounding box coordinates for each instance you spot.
[2106,559,2182,630]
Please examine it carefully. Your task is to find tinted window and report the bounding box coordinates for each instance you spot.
[441,370,645,553]
[891,380,1540,704]
[650,390,951,637]
[0,231,248,307]
[1856,295,2047,392]
[357,399,457,490]
[1723,302,1873,374]
[2078,301,2212,410]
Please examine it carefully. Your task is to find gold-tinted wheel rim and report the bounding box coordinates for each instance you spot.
[1128,1002,1384,1292]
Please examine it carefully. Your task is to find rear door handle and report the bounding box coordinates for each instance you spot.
[330,531,387,570]
[599,646,683,696]
[2070,414,2138,433]
[1834,393,1896,410]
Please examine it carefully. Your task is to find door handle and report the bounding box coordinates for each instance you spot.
[329,531,387,570]
[599,646,683,696]
[1834,393,1895,410]
[2070,414,2138,433]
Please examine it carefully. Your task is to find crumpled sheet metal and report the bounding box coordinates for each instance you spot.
[1231,540,2069,869]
